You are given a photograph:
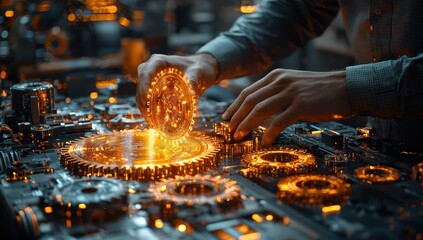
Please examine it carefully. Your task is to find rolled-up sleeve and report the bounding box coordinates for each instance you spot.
[346,53,423,118]
[197,0,339,81]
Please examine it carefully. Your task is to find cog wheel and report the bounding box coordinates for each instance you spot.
[60,130,220,181]
[52,177,128,224]
[242,148,316,177]
[149,174,242,212]
[354,165,400,184]
[277,174,351,207]
[146,67,196,141]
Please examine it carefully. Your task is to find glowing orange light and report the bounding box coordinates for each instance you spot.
[67,13,76,22]
[265,214,274,221]
[119,17,130,27]
[5,10,14,18]
[78,203,87,209]
[90,92,99,99]
[108,97,118,103]
[155,219,164,229]
[0,71,6,79]
[251,213,263,223]
[177,224,187,232]
[240,5,256,14]
[44,206,53,214]
[322,204,341,214]
[65,97,71,103]
[128,188,136,194]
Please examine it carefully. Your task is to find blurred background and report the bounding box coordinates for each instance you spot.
[0,0,354,101]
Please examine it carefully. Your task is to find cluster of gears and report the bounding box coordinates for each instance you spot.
[53,67,411,227]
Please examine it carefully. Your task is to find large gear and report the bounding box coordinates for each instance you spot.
[277,174,351,207]
[149,174,242,212]
[354,165,400,184]
[146,67,196,141]
[51,177,128,225]
[60,130,220,181]
[242,148,316,177]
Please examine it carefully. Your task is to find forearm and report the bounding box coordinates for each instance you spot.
[197,0,339,82]
[346,53,423,118]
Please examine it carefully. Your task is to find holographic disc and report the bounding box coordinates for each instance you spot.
[147,68,196,141]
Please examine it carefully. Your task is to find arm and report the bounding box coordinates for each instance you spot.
[347,53,423,118]
[198,0,339,81]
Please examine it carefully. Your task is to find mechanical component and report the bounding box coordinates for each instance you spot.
[242,148,316,177]
[45,26,69,57]
[277,174,351,207]
[11,82,55,123]
[323,153,348,173]
[149,175,242,212]
[60,130,220,181]
[52,177,128,224]
[354,165,401,184]
[146,68,196,141]
[0,149,20,173]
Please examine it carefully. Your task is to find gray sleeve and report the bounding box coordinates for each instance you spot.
[346,53,423,118]
[197,0,339,81]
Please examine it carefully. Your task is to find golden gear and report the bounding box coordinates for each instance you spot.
[242,148,316,177]
[277,174,351,207]
[60,130,220,181]
[52,178,128,224]
[146,67,196,141]
[354,165,400,184]
[149,174,242,212]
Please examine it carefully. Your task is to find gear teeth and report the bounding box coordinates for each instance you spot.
[149,174,243,213]
[354,165,400,184]
[242,147,316,178]
[277,174,351,207]
[60,130,220,181]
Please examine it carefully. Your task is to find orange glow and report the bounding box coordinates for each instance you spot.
[0,71,7,79]
[322,205,341,214]
[119,17,130,27]
[78,203,87,209]
[44,206,53,214]
[154,219,164,229]
[251,213,263,223]
[240,5,256,14]
[65,97,71,103]
[90,92,99,99]
[67,13,76,22]
[265,214,274,221]
[108,97,118,103]
[177,224,187,232]
[5,10,14,17]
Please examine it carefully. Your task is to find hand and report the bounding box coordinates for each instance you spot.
[136,53,218,125]
[222,68,352,146]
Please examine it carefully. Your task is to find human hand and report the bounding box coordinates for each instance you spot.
[136,53,218,125]
[222,69,352,146]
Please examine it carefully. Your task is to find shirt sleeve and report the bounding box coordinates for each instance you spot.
[197,0,339,81]
[346,53,423,118]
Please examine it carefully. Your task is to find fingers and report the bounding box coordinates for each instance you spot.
[262,104,298,146]
[222,71,279,121]
[232,91,290,140]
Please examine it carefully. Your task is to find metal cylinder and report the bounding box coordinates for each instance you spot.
[11,82,54,123]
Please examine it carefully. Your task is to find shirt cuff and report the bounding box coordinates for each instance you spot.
[346,61,400,118]
[196,35,244,82]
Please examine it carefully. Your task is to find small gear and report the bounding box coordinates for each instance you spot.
[354,165,400,184]
[277,174,351,207]
[52,177,128,224]
[242,148,316,177]
[146,67,196,141]
[149,174,242,212]
[60,130,220,181]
